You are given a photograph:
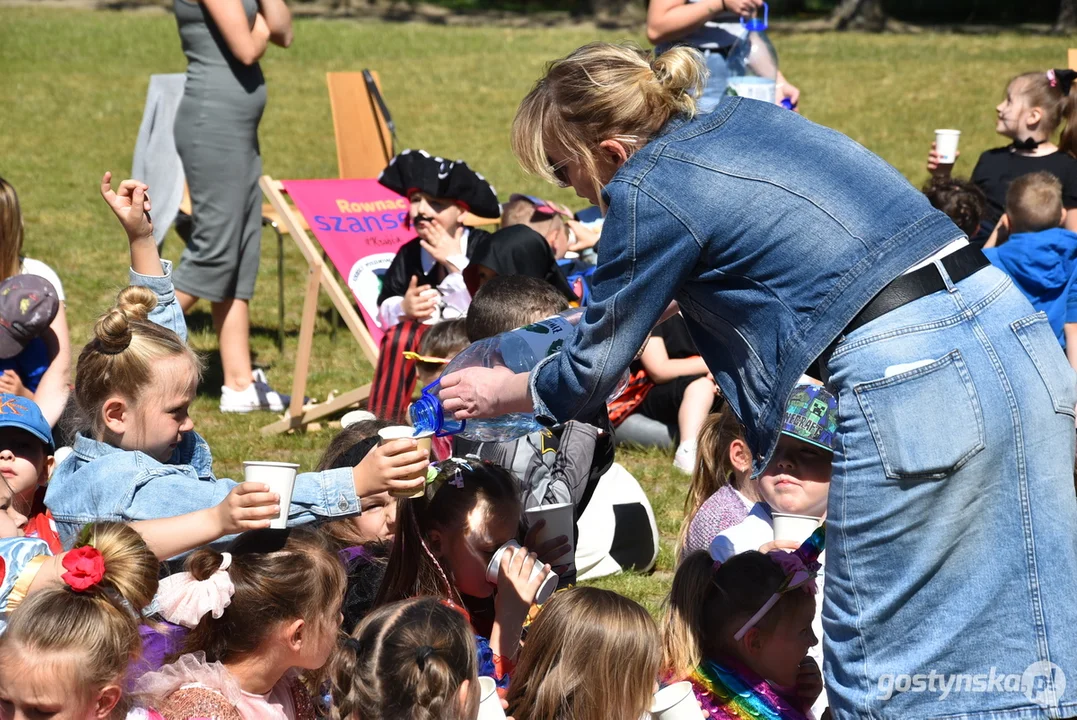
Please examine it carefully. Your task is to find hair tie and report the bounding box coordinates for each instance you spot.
[61,546,106,593]
[416,645,436,671]
[156,552,236,628]
[712,559,723,572]
[344,637,363,656]
[1049,69,1077,95]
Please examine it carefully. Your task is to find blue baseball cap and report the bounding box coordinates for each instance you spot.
[0,393,54,451]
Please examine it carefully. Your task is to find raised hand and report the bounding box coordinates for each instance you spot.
[100,171,153,244]
[418,218,465,272]
[215,482,280,534]
[401,275,437,321]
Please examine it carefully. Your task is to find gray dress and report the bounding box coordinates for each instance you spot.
[172,0,267,302]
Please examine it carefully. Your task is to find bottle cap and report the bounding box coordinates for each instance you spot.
[741,1,768,31]
[409,382,466,438]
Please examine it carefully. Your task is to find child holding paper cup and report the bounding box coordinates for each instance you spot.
[374,459,568,689]
[926,68,1077,245]
[44,174,429,553]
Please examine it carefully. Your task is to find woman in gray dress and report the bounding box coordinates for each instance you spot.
[173,0,292,412]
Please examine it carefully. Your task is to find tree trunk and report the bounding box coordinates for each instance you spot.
[1055,0,1077,33]
[829,0,888,31]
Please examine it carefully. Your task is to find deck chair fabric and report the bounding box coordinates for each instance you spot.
[132,74,187,247]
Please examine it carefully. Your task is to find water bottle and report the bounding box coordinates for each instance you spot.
[725,3,794,109]
[410,308,625,442]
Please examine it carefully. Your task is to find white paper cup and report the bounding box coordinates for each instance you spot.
[524,502,575,570]
[486,540,558,605]
[476,676,506,720]
[935,129,961,164]
[242,461,299,529]
[651,681,704,720]
[772,513,822,543]
[377,426,433,498]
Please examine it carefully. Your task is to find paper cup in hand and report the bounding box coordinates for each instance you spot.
[242,461,299,529]
[651,681,705,720]
[476,676,506,720]
[772,513,822,543]
[377,426,432,498]
[524,502,575,571]
[935,129,961,164]
[486,540,558,605]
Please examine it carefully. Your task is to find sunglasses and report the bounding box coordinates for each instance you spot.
[547,156,572,188]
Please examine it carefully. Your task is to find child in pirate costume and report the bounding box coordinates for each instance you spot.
[375,149,500,329]
[369,150,500,421]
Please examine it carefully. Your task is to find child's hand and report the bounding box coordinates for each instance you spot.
[215,482,280,535]
[522,519,571,576]
[926,142,959,176]
[758,539,800,555]
[565,219,600,253]
[0,370,29,399]
[402,276,437,321]
[494,544,550,621]
[795,657,824,708]
[418,219,465,272]
[100,172,154,244]
[352,438,429,497]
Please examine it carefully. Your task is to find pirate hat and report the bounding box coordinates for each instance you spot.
[378,149,500,219]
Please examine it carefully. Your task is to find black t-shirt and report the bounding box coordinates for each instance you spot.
[971,147,1077,242]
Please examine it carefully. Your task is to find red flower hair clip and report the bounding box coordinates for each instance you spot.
[62,546,105,592]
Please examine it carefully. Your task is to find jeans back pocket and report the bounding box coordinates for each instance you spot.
[854,350,986,480]
[1012,313,1077,418]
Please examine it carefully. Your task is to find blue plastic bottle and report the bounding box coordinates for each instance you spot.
[410,309,625,442]
[725,3,795,109]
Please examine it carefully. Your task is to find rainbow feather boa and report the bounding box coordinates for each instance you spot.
[687,659,809,720]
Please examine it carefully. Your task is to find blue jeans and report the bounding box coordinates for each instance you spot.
[698,50,729,113]
[823,264,1077,718]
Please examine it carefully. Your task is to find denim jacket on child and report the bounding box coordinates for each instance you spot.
[45,263,361,550]
[530,98,965,472]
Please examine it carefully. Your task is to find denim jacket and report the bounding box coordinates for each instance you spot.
[45,263,361,550]
[531,98,963,472]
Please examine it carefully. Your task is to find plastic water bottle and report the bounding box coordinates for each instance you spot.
[725,3,794,109]
[410,309,625,442]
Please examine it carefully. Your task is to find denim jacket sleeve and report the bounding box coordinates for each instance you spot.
[530,180,702,422]
[129,260,187,343]
[286,467,361,523]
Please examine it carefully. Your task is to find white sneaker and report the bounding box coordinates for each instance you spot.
[219,380,291,413]
[673,440,697,474]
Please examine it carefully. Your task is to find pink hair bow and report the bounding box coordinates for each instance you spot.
[767,549,819,596]
[157,553,235,628]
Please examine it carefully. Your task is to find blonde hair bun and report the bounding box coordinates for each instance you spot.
[93,286,158,354]
[650,46,708,113]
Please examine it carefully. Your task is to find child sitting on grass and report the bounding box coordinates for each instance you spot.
[45,174,428,551]
[982,171,1077,367]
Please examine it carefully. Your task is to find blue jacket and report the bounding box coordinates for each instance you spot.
[984,227,1077,348]
[45,263,361,551]
[530,98,963,472]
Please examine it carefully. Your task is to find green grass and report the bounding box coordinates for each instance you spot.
[1,8,1074,612]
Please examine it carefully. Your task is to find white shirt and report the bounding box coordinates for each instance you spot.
[378,229,472,329]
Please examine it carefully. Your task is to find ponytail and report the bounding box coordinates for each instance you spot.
[676,408,749,561]
[1054,69,1077,158]
[0,522,160,714]
[329,597,478,720]
[661,551,713,681]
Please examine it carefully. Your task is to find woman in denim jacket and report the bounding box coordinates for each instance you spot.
[440,44,1077,719]
[44,174,431,554]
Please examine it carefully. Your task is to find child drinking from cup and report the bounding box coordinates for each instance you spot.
[45,174,429,551]
[927,68,1077,244]
[663,535,826,720]
[328,596,513,720]
[0,522,161,719]
[374,459,564,688]
[136,528,346,720]
[506,586,660,720]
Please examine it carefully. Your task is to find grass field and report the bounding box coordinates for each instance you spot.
[1,8,1074,611]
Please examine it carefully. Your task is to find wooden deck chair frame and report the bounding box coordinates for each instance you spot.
[259,71,396,434]
[259,175,380,434]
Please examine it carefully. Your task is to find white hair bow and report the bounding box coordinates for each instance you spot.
[156,553,235,628]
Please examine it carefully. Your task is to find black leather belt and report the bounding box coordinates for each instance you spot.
[844,244,990,334]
